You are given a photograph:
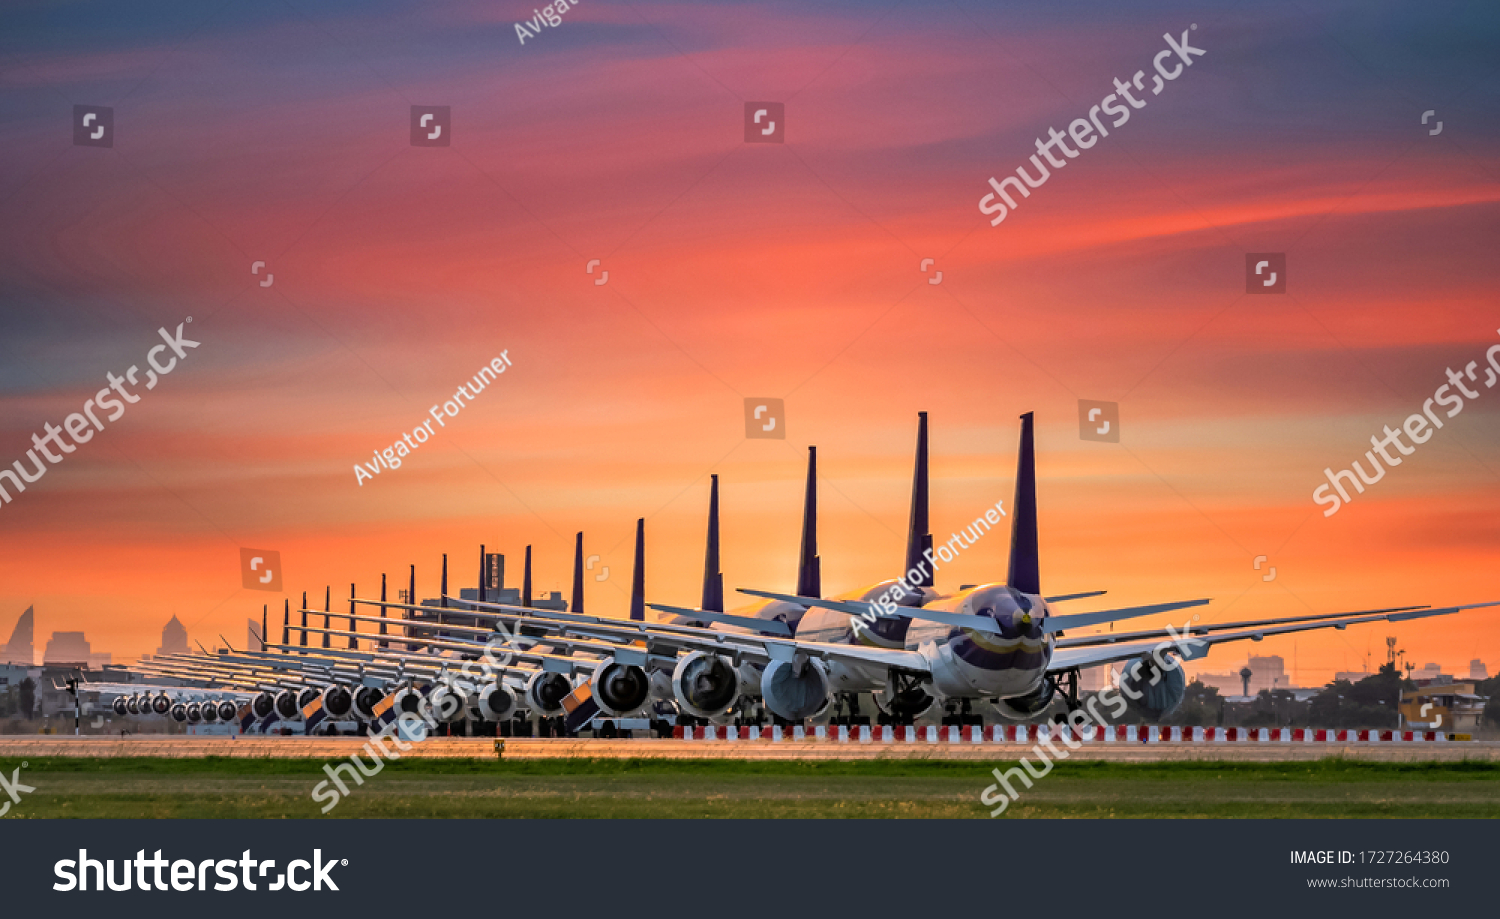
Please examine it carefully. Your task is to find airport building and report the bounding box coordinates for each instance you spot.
[1400,681,1488,732]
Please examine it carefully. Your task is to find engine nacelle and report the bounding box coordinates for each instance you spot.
[759,658,831,721]
[590,660,651,718]
[427,684,469,723]
[672,652,741,719]
[525,671,572,717]
[321,684,354,718]
[253,692,276,719]
[200,701,219,723]
[151,693,172,715]
[992,681,1056,721]
[274,689,301,720]
[112,696,129,716]
[478,683,518,721]
[392,686,424,717]
[186,702,204,724]
[873,680,937,720]
[126,695,142,715]
[217,701,238,721]
[170,702,188,723]
[1117,653,1186,721]
[354,687,385,720]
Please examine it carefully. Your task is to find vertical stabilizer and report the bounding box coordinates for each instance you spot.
[796,446,821,597]
[629,518,645,621]
[299,592,308,647]
[379,573,389,649]
[322,586,331,649]
[904,412,934,587]
[440,554,449,609]
[282,599,290,647]
[523,545,533,608]
[478,544,487,603]
[702,475,725,612]
[347,583,357,649]
[1007,412,1041,595]
[571,532,585,614]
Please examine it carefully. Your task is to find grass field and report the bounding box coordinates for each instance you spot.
[3,757,1498,818]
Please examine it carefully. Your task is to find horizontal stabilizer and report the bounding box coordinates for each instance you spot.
[1044,590,1107,603]
[1043,598,1211,634]
[646,603,792,636]
[737,588,1004,635]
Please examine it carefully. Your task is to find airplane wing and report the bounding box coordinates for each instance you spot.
[1049,601,1500,672]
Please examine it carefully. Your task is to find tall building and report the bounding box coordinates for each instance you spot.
[1470,659,1490,681]
[248,618,265,652]
[157,615,189,656]
[43,631,91,665]
[2,606,33,665]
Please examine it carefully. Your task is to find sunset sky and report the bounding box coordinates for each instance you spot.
[1,0,1497,683]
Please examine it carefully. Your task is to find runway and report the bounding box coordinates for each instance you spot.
[3,736,1497,762]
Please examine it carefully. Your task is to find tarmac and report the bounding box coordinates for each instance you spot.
[3,736,1498,762]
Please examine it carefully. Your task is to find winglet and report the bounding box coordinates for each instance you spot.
[702,475,725,613]
[630,518,645,621]
[1007,412,1040,595]
[905,412,934,587]
[796,446,821,598]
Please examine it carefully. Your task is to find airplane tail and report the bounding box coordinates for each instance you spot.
[523,545,533,608]
[571,532,585,613]
[1007,411,1040,595]
[629,518,645,621]
[796,446,821,598]
[904,411,934,588]
[702,475,725,612]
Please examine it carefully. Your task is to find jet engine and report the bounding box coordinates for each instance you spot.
[392,686,424,716]
[170,702,188,723]
[524,671,572,717]
[185,702,202,724]
[252,691,276,719]
[112,696,129,716]
[297,687,319,711]
[427,683,469,723]
[759,657,830,721]
[589,660,651,718]
[217,701,238,721]
[671,652,740,719]
[873,678,937,720]
[992,681,1055,721]
[274,689,301,720]
[151,693,172,715]
[321,684,354,719]
[1117,653,1186,720]
[477,683,518,721]
[126,695,142,715]
[200,701,218,723]
[353,686,385,720]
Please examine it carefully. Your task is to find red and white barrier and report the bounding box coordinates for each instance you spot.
[669,724,1448,742]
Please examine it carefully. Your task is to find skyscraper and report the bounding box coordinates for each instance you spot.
[157,615,189,656]
[2,607,33,666]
